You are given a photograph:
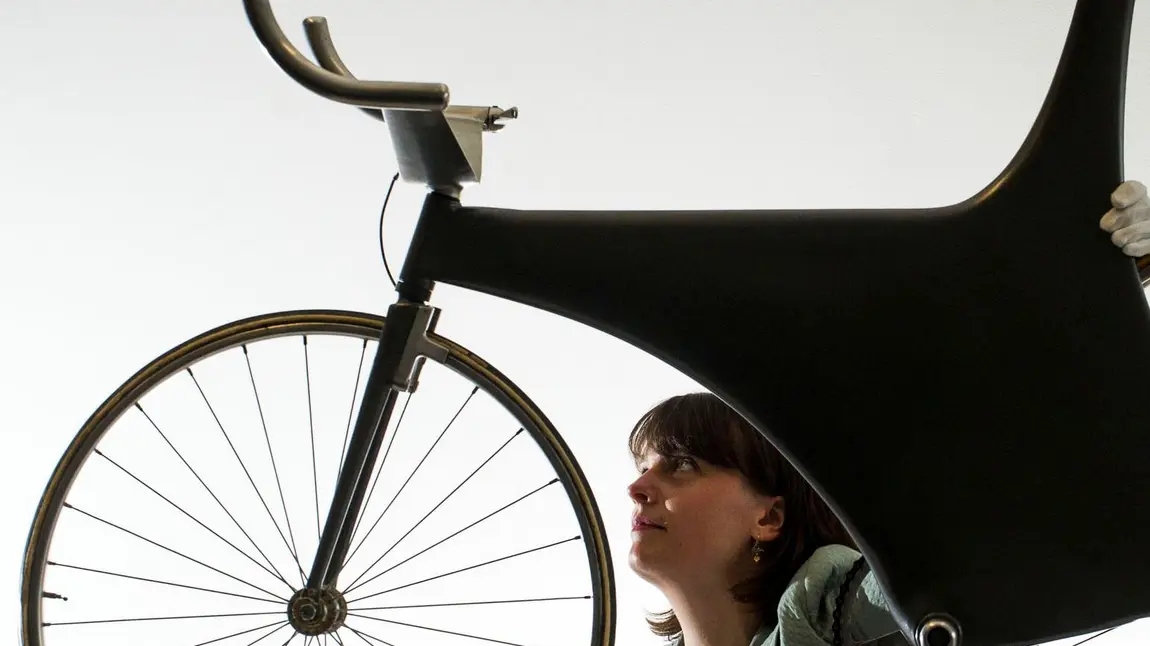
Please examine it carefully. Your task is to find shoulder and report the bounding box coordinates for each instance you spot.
[779,544,866,627]
[794,544,864,588]
[767,545,900,646]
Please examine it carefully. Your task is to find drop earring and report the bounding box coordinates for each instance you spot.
[751,539,763,563]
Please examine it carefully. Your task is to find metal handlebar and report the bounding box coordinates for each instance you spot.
[301,17,385,121]
[243,0,450,111]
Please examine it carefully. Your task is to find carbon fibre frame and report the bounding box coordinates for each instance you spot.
[244,1,1150,645]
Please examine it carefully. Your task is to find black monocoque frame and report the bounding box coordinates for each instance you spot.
[394,2,1149,645]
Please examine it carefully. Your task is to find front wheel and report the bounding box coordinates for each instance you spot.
[21,310,615,646]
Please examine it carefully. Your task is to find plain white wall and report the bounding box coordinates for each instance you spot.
[1,1,1148,645]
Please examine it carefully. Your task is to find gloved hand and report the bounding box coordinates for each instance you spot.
[1100,180,1150,257]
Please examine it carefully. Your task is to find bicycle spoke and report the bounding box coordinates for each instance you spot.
[191,619,286,646]
[240,348,305,585]
[93,448,291,590]
[342,387,478,571]
[48,561,283,605]
[345,393,411,551]
[1068,628,1119,646]
[348,613,527,646]
[304,337,322,543]
[332,632,346,646]
[343,624,395,646]
[63,503,287,602]
[342,628,366,645]
[45,611,282,627]
[248,622,293,646]
[337,340,369,486]
[344,479,559,596]
[188,368,307,583]
[351,595,590,612]
[137,403,291,585]
[348,536,580,605]
[344,428,524,591]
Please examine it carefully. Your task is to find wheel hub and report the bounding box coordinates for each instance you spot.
[288,587,348,635]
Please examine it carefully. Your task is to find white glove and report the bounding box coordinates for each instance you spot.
[1100,180,1150,257]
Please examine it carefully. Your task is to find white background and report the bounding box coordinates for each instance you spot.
[2,1,1149,645]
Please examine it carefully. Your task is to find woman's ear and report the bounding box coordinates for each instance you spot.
[754,495,785,542]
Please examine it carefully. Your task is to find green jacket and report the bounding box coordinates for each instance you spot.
[672,545,906,646]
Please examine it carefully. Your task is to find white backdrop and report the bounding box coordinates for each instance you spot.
[1,1,1148,645]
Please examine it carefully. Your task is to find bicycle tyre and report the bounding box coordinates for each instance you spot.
[20,309,615,646]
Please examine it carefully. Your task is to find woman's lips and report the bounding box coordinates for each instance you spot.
[632,515,666,531]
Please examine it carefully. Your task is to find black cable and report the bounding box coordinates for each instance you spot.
[378,172,401,289]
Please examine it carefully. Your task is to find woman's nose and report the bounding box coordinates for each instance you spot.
[627,475,655,504]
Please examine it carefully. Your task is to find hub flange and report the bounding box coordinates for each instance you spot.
[288,587,348,636]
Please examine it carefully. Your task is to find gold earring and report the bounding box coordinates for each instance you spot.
[751,539,763,563]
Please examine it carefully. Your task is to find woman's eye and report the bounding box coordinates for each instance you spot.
[671,456,697,471]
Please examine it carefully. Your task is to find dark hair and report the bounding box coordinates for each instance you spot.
[628,392,856,637]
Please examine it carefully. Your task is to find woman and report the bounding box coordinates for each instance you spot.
[625,182,1150,646]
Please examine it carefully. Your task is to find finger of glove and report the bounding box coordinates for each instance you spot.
[1111,218,1150,248]
[1111,180,1148,209]
[1101,198,1150,232]
[1100,206,1129,231]
[1121,239,1150,258]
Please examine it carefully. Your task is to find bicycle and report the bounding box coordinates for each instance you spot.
[20,1,1150,646]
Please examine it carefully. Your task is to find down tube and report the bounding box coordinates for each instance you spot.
[396,190,948,364]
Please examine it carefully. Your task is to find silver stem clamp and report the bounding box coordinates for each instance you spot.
[243,0,516,198]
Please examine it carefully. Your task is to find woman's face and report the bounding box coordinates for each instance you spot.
[627,448,782,590]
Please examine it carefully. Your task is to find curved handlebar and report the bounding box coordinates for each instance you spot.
[301,17,385,121]
[243,0,450,111]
